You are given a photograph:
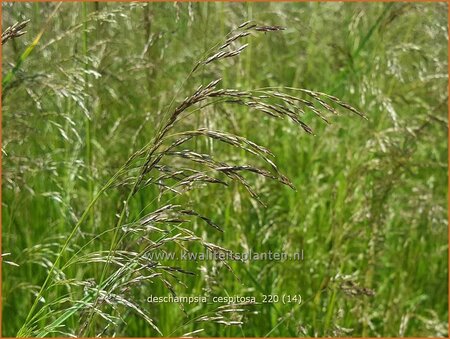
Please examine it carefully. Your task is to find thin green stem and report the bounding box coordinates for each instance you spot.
[16,170,122,337]
[82,2,95,230]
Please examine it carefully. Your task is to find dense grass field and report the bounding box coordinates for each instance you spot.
[2,2,448,337]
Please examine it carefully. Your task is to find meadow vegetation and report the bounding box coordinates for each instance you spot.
[2,2,448,337]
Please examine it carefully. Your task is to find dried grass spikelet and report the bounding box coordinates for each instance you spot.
[2,19,30,44]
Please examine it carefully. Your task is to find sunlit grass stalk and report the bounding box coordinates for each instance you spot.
[2,2,62,92]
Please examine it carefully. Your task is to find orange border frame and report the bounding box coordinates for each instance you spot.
[0,1,448,338]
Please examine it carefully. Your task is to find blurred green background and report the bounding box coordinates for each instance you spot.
[2,2,448,337]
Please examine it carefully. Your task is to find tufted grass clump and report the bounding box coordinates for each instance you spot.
[3,2,447,338]
[12,18,365,337]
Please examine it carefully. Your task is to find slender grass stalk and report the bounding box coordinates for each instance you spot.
[2,2,62,92]
[16,170,123,337]
[82,2,94,230]
[323,287,337,334]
